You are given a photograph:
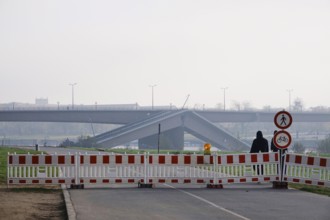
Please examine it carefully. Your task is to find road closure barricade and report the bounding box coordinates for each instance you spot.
[7,151,329,188]
[7,152,76,185]
[283,153,330,187]
[8,152,281,188]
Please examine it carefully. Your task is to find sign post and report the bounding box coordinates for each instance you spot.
[273,110,293,189]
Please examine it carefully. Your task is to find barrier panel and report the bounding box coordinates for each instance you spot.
[78,154,146,184]
[7,152,280,187]
[79,153,278,184]
[141,152,279,185]
[284,153,330,187]
[7,152,76,185]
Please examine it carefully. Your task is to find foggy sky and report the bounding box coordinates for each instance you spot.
[1,0,329,109]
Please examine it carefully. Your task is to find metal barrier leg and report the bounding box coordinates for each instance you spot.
[273,150,288,189]
[138,152,153,188]
[206,154,223,189]
[70,153,84,189]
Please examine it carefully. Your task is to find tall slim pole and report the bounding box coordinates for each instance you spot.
[149,84,157,110]
[157,123,161,154]
[287,89,293,111]
[221,87,228,111]
[69,83,77,110]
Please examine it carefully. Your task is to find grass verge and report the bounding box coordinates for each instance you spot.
[289,183,330,197]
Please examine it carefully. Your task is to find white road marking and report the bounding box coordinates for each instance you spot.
[164,184,250,220]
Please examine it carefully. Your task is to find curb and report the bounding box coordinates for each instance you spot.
[61,184,76,220]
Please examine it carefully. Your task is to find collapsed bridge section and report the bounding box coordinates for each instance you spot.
[94,110,249,151]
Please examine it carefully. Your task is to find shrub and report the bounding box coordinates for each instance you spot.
[318,134,330,153]
[292,142,305,154]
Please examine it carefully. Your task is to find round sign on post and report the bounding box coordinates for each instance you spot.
[273,110,293,188]
[274,110,292,129]
[274,130,292,149]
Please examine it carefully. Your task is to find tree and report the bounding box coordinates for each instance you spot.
[291,142,305,154]
[59,138,75,147]
[231,101,241,111]
[242,101,253,111]
[318,134,330,153]
[215,103,223,110]
[76,135,95,148]
[292,98,304,112]
[310,106,330,113]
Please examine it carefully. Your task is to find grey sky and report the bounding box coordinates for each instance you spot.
[1,0,329,109]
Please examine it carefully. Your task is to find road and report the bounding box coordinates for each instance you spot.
[40,147,330,220]
[69,183,329,220]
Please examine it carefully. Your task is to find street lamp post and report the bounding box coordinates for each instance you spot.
[287,89,293,111]
[221,87,228,111]
[69,83,77,110]
[149,84,157,110]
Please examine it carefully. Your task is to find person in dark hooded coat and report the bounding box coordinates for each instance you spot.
[250,131,269,175]
[250,131,269,153]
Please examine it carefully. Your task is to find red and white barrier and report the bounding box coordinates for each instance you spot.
[7,152,329,188]
[7,152,280,187]
[7,153,76,185]
[284,154,330,187]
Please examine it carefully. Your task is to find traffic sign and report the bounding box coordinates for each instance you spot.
[273,130,292,149]
[274,110,293,129]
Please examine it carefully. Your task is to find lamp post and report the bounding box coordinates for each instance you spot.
[221,87,228,111]
[149,84,157,110]
[287,89,293,111]
[69,83,77,110]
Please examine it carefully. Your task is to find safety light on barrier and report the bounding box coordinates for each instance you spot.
[204,143,211,155]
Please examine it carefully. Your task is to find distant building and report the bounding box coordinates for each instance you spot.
[35,98,48,105]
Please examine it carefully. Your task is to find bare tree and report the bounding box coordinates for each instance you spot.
[215,103,223,110]
[231,101,241,111]
[242,101,254,111]
[292,98,304,112]
[310,106,330,112]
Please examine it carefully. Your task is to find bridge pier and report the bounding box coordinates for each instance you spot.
[138,127,184,150]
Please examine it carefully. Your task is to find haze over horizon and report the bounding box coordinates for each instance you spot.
[1,0,329,110]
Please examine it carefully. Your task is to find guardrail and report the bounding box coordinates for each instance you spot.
[7,152,329,188]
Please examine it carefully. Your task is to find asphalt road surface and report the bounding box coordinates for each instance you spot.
[69,183,330,220]
[38,147,330,220]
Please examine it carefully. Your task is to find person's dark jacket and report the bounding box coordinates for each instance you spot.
[271,137,287,153]
[250,131,269,153]
[271,137,278,152]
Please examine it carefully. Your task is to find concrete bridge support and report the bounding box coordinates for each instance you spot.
[138,127,184,150]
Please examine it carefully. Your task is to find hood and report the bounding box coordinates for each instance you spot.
[256,131,263,139]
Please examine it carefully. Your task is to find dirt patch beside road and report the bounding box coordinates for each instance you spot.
[0,186,67,220]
